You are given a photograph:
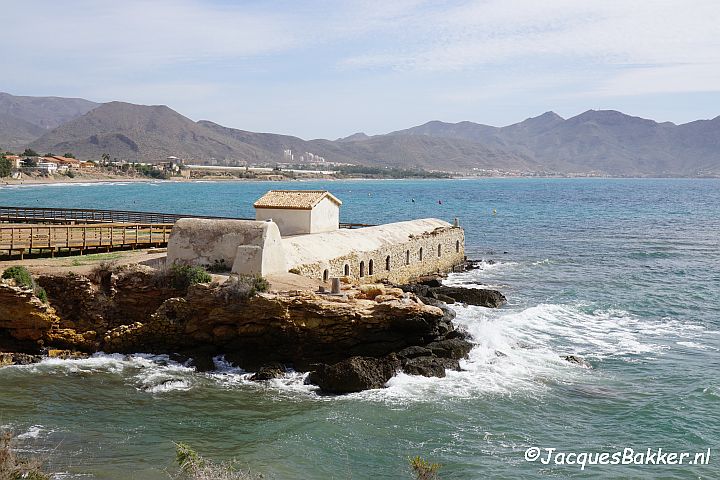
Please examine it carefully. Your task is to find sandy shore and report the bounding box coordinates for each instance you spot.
[0,175,184,186]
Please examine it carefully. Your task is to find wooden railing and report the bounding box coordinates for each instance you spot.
[0,223,173,258]
[0,206,373,229]
[0,206,236,225]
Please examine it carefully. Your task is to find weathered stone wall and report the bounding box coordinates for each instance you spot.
[166,218,287,276]
[289,225,465,284]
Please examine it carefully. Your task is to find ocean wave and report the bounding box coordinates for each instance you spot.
[5,302,715,404]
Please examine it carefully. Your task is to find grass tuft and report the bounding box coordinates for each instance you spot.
[0,431,50,480]
[172,442,262,480]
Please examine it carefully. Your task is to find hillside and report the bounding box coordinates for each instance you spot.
[391,110,720,175]
[29,102,275,163]
[0,92,99,150]
[2,91,719,175]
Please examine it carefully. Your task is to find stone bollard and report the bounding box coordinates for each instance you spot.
[331,277,341,294]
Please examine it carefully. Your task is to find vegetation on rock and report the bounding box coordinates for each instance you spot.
[173,443,262,480]
[1,266,48,303]
[0,431,50,480]
[153,263,212,290]
[2,266,34,289]
[218,274,269,302]
[409,456,441,480]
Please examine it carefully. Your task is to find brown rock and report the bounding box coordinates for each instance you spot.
[306,355,401,393]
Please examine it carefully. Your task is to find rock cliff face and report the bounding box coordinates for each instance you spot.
[0,265,504,393]
[0,282,59,351]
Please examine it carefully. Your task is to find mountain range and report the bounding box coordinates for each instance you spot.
[1,92,718,176]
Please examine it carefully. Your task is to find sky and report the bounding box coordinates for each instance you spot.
[3,0,720,139]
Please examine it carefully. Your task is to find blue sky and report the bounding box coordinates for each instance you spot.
[3,0,720,139]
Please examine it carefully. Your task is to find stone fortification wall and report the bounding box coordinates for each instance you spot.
[167,219,287,276]
[282,219,465,284]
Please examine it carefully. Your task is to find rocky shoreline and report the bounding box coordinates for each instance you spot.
[0,261,508,393]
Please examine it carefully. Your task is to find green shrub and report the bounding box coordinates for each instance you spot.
[218,274,269,302]
[171,264,212,289]
[2,266,34,289]
[154,263,212,290]
[36,287,48,304]
[409,456,441,480]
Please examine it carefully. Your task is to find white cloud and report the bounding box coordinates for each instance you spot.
[339,0,720,89]
[2,0,300,71]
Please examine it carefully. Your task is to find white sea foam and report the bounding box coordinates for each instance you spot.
[16,425,45,439]
[7,300,714,404]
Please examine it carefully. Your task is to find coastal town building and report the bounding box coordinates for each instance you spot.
[36,160,58,174]
[167,190,465,284]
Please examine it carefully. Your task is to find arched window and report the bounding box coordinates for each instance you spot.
[385,255,391,271]
[323,269,329,282]
[359,261,365,277]
[405,250,410,266]
[368,259,374,276]
[419,247,423,261]
[456,240,460,253]
[344,264,350,276]
[438,244,442,257]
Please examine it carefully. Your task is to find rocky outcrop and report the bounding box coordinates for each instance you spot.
[306,355,401,393]
[0,281,59,351]
[563,355,592,368]
[0,269,495,393]
[99,283,451,371]
[400,282,507,308]
[0,352,41,366]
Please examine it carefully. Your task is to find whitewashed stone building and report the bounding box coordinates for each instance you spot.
[167,190,465,284]
[254,190,342,236]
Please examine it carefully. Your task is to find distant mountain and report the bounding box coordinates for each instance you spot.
[30,102,274,163]
[391,110,720,175]
[2,91,719,176]
[0,92,98,150]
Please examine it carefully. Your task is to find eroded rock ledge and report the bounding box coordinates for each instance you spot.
[0,265,506,393]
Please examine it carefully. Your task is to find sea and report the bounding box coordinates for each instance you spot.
[0,178,718,479]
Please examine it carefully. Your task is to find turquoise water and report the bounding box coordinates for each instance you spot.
[0,178,718,479]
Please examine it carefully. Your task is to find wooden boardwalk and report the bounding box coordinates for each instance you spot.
[0,206,235,225]
[0,223,173,258]
[0,206,375,258]
[0,206,373,229]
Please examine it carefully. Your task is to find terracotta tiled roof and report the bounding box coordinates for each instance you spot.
[49,156,81,164]
[253,190,342,210]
